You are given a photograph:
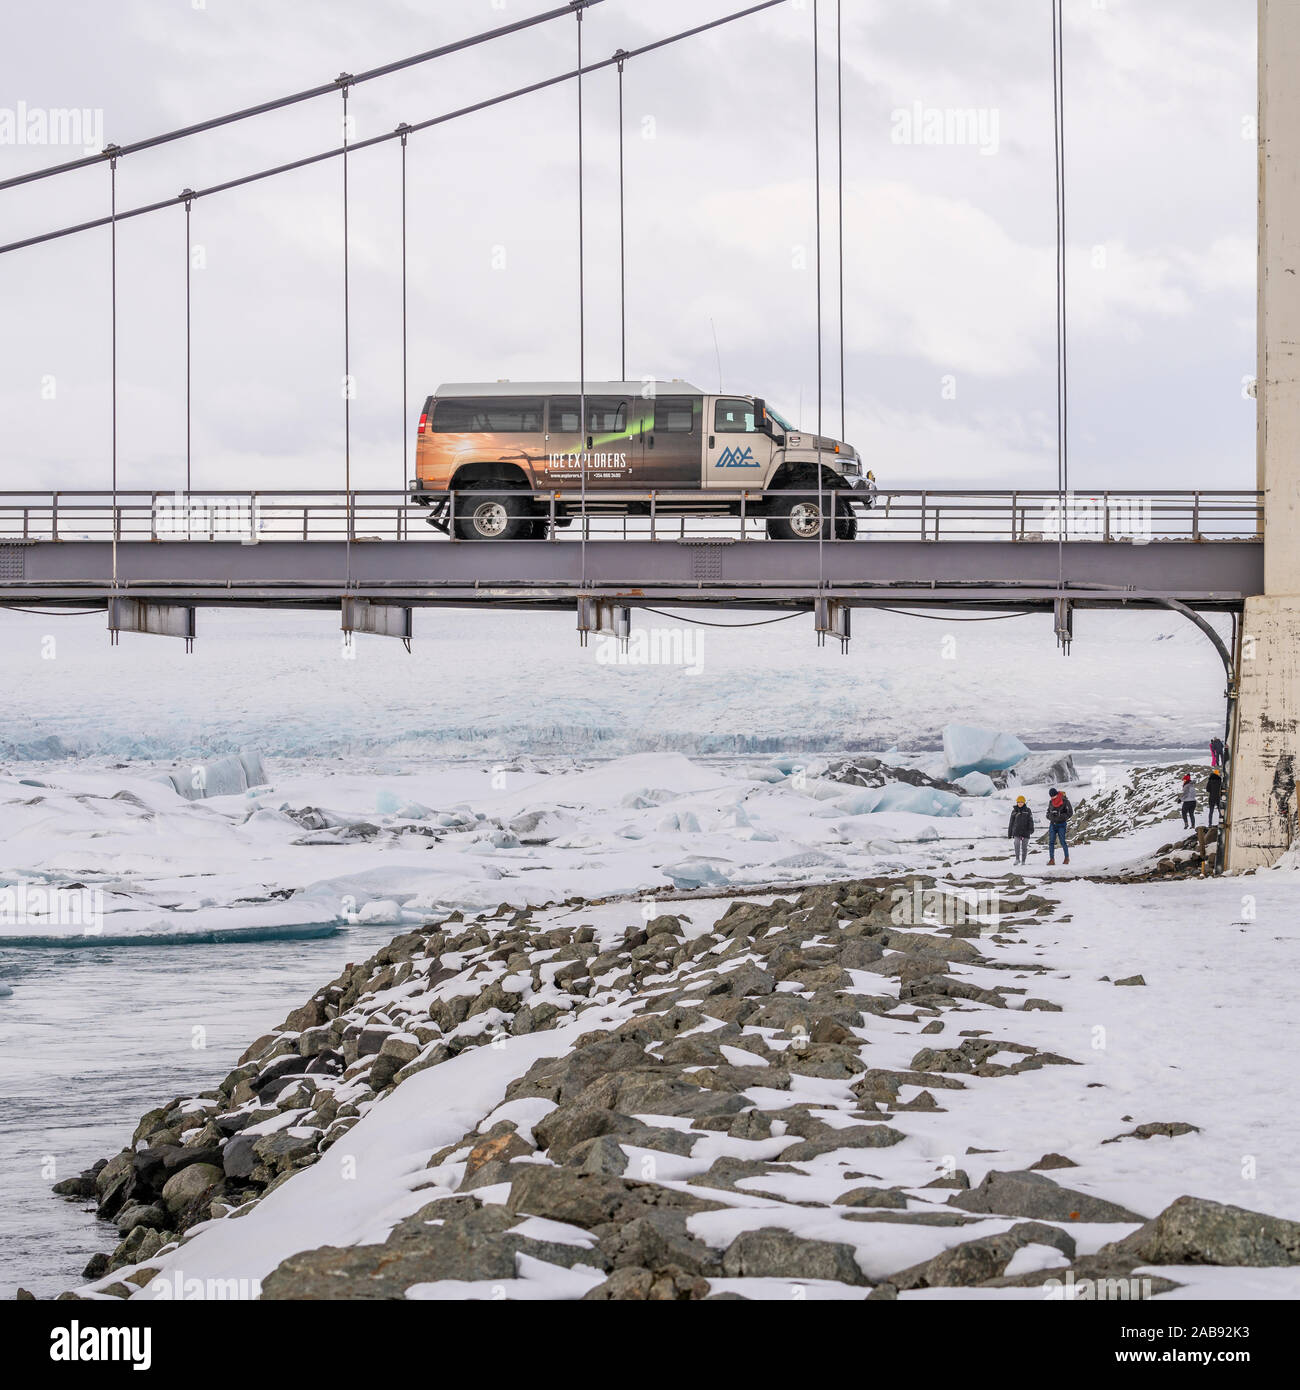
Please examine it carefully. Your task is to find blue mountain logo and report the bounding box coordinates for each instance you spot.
[716,446,758,468]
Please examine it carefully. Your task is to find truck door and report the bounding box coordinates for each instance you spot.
[583,395,635,486]
[543,395,635,488]
[639,394,704,487]
[703,397,772,487]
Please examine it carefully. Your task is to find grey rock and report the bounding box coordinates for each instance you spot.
[779,1124,906,1161]
[834,1187,909,1210]
[721,1228,867,1286]
[1101,1196,1300,1267]
[887,1221,1076,1290]
[160,1163,223,1214]
[568,1135,630,1176]
[950,1169,1146,1224]
[114,1201,167,1236]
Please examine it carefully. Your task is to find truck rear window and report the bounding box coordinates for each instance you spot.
[431,398,544,433]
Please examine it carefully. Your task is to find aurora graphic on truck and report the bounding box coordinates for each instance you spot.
[409,380,868,540]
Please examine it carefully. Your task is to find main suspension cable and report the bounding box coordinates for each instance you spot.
[0,2,607,193]
[0,1,788,258]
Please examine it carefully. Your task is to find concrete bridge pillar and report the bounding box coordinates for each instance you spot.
[1228,0,1300,867]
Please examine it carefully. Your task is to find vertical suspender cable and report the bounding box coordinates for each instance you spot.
[340,78,353,580]
[616,50,627,382]
[836,0,845,445]
[183,190,193,495]
[576,4,587,584]
[813,0,824,577]
[1051,0,1068,592]
[399,125,410,534]
[109,150,119,585]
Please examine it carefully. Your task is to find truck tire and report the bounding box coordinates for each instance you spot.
[835,498,858,540]
[451,486,535,540]
[765,488,833,540]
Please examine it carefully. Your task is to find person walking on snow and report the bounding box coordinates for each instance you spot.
[1046,787,1073,865]
[1008,795,1034,865]
[1180,773,1198,829]
[1206,768,1224,827]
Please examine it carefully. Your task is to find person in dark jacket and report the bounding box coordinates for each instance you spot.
[1210,737,1225,769]
[1181,773,1197,829]
[1046,788,1073,865]
[1008,795,1034,864]
[1206,768,1224,826]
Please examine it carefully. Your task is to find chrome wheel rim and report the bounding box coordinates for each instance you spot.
[789,502,823,538]
[472,501,509,537]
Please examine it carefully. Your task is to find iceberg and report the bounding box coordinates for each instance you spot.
[662,858,733,890]
[953,771,995,797]
[942,725,1029,777]
[155,751,268,801]
[873,783,965,817]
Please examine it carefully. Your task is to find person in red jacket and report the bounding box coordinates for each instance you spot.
[1046,787,1073,865]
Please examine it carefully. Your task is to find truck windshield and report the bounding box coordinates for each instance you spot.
[767,405,796,431]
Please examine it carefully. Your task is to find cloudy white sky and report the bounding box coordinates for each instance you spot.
[0,0,1258,497]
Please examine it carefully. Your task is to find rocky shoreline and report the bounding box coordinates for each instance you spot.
[43,873,1300,1300]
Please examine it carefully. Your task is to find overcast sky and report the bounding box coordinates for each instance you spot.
[0,0,1258,497]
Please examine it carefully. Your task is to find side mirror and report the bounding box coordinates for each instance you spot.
[752,398,782,442]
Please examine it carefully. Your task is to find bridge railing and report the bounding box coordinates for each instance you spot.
[0,488,1263,544]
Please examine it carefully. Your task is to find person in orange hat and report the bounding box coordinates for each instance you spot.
[1008,795,1034,865]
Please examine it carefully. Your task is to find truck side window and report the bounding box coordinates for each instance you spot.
[714,399,756,433]
[433,398,543,432]
[586,399,628,434]
[654,397,696,433]
[548,398,581,433]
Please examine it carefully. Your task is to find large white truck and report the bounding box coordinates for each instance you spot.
[409,380,868,540]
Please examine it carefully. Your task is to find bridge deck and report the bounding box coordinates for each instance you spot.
[0,538,1263,612]
[0,490,1263,613]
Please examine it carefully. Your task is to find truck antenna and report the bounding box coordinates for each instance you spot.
[710,318,723,392]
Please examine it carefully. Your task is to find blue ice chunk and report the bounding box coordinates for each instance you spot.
[942,724,1029,776]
